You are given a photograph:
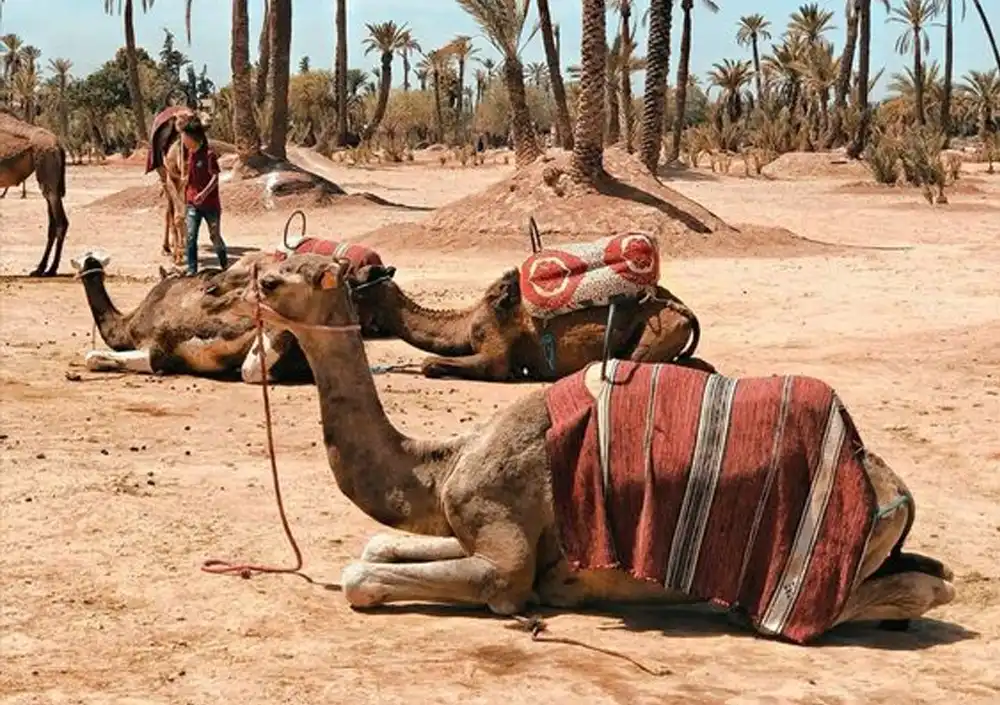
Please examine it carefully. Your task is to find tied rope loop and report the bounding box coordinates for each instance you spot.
[283,210,307,250]
[201,260,305,579]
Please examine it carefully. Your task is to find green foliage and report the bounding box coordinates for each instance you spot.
[864,128,901,185]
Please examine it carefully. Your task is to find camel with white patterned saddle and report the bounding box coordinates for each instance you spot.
[221,253,957,644]
[349,222,713,382]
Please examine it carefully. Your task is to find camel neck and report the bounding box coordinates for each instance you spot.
[80,272,132,350]
[294,325,454,535]
[383,283,474,356]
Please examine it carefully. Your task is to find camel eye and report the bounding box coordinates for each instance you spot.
[259,276,281,293]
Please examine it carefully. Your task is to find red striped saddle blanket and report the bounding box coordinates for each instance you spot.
[545,360,879,644]
[273,238,382,270]
[519,233,660,320]
[145,106,194,174]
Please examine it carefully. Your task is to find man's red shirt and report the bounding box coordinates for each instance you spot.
[185,144,221,211]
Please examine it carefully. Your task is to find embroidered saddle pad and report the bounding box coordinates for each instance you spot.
[519,233,660,320]
[273,237,383,269]
[544,360,879,644]
[145,106,194,174]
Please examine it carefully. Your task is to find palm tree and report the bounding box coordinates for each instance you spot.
[14,64,37,122]
[425,47,450,141]
[669,0,719,162]
[103,0,153,145]
[399,29,421,91]
[255,0,271,112]
[610,0,636,151]
[231,0,261,163]
[48,58,73,140]
[446,35,478,120]
[847,0,891,158]
[537,0,573,149]
[828,0,860,146]
[708,58,753,125]
[971,0,1000,74]
[335,0,348,145]
[799,42,839,138]
[638,0,672,173]
[1,32,22,107]
[570,0,608,183]
[890,0,938,126]
[455,0,541,167]
[415,66,429,92]
[788,3,836,45]
[736,13,771,103]
[19,45,41,73]
[958,68,999,136]
[266,0,291,158]
[362,21,410,140]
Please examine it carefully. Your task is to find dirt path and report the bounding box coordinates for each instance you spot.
[2,158,999,704]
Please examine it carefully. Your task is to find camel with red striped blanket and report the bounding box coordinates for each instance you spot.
[226,254,957,644]
[350,232,712,381]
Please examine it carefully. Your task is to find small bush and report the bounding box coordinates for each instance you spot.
[865,131,900,185]
[945,153,962,183]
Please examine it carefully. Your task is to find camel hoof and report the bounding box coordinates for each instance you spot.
[421,362,446,379]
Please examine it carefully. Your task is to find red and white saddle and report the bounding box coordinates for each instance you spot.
[273,237,383,270]
[519,233,660,320]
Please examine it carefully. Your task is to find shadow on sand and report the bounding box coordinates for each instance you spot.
[345,601,977,651]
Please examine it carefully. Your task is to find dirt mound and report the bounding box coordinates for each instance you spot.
[84,169,392,215]
[762,151,870,181]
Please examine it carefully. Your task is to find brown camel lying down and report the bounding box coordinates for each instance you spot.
[224,253,956,642]
[350,264,715,381]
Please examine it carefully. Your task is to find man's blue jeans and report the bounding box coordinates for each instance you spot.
[185,205,228,274]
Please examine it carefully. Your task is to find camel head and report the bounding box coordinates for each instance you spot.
[70,250,111,278]
[232,253,356,331]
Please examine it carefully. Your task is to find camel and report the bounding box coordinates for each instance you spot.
[349,262,712,382]
[227,253,956,643]
[0,110,70,276]
[71,250,310,380]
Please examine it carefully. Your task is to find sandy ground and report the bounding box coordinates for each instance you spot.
[2,151,1000,704]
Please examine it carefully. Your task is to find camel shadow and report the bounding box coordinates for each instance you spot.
[594,176,713,234]
[348,601,977,651]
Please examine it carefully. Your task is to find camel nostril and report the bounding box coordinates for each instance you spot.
[259,276,280,293]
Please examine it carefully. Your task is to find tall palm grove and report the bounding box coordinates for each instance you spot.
[1,0,998,184]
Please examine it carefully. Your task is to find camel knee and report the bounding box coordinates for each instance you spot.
[360,533,404,563]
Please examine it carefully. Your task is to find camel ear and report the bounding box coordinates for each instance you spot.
[92,249,111,267]
[318,260,350,290]
[69,253,88,271]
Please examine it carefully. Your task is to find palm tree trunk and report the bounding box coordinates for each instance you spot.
[254,0,271,112]
[122,0,149,144]
[570,0,608,184]
[363,52,392,140]
[537,0,573,149]
[231,0,261,162]
[619,1,635,151]
[913,27,925,126]
[607,71,621,144]
[827,0,860,147]
[456,57,466,135]
[751,35,763,104]
[940,0,953,141]
[847,0,872,158]
[639,0,671,173]
[504,56,542,167]
[432,71,444,142]
[334,0,348,146]
[402,48,411,91]
[971,0,1000,75]
[669,0,693,162]
[267,0,291,158]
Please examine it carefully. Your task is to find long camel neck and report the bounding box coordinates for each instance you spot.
[80,272,133,350]
[294,325,456,535]
[382,283,475,356]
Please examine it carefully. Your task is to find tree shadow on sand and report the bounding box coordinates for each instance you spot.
[594,175,713,234]
[343,601,977,651]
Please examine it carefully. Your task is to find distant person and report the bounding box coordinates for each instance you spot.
[181,120,227,275]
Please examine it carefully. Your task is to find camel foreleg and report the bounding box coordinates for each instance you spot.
[420,353,511,382]
[241,330,282,384]
[162,174,187,265]
[833,572,955,626]
[85,349,155,374]
[360,535,467,563]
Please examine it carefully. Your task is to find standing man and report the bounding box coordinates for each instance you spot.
[181,120,228,275]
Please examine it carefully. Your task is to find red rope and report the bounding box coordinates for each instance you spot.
[201,263,305,579]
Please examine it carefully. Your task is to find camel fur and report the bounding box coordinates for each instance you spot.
[351,263,714,381]
[72,251,310,380]
[227,253,957,642]
[0,110,70,276]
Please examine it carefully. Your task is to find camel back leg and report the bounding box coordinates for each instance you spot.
[421,352,511,381]
[31,148,69,276]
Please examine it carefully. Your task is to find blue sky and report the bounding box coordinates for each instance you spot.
[1,0,993,98]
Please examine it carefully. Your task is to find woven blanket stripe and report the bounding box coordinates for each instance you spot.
[273,238,382,269]
[519,234,660,320]
[544,361,876,644]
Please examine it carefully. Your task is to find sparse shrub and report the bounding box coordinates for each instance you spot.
[865,129,901,185]
[945,153,962,183]
[898,128,948,203]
